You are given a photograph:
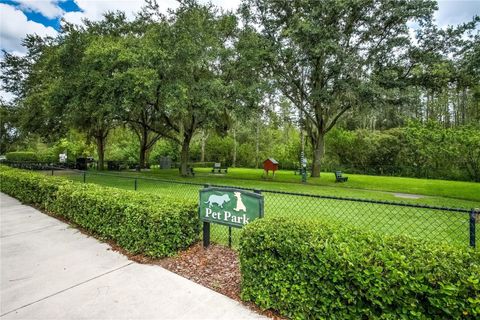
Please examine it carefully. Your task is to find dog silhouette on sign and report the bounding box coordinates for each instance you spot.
[205,194,230,208]
[233,192,247,212]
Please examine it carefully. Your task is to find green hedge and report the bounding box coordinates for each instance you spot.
[5,151,38,162]
[0,166,199,257]
[240,218,480,319]
[0,165,67,208]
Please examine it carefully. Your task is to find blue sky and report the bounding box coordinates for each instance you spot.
[2,0,81,29]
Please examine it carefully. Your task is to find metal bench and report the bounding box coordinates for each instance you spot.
[335,171,348,182]
[211,163,228,174]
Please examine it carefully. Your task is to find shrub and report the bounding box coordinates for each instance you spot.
[325,124,480,181]
[5,151,38,162]
[51,183,199,257]
[0,166,199,257]
[240,218,480,319]
[0,165,68,208]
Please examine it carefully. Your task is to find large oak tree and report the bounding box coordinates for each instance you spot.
[243,0,438,177]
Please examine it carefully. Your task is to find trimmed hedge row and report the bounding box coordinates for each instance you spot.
[5,151,38,162]
[0,165,68,208]
[240,218,480,319]
[0,166,199,257]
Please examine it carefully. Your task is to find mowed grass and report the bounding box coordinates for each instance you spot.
[103,167,479,208]
[61,168,479,249]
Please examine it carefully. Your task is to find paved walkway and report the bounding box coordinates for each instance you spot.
[0,193,264,319]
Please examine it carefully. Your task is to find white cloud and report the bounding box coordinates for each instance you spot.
[0,4,58,53]
[62,0,239,26]
[0,88,15,103]
[0,50,26,102]
[12,0,65,19]
[435,0,480,27]
[63,0,163,25]
[209,0,241,12]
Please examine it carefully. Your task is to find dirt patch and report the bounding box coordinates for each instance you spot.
[393,192,425,199]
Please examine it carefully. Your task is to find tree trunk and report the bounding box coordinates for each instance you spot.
[255,125,260,169]
[139,128,149,169]
[145,149,151,166]
[200,130,207,162]
[232,128,237,168]
[310,131,325,177]
[180,136,192,176]
[96,135,106,171]
[139,143,147,169]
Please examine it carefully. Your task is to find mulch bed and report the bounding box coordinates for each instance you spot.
[150,243,241,300]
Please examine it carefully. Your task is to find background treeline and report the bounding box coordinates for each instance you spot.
[5,121,479,181]
[1,0,479,181]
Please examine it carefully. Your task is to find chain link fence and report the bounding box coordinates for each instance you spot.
[61,169,479,249]
[3,162,477,249]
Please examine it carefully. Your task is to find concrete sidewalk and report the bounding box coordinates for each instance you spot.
[0,193,265,319]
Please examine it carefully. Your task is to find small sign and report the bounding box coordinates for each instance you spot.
[59,153,67,163]
[199,187,263,228]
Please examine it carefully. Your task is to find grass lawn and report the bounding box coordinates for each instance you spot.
[60,168,479,249]
[102,167,479,208]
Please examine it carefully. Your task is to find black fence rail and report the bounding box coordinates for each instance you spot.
[4,162,478,249]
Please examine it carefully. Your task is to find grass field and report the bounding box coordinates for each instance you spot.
[58,168,479,249]
[90,167,480,208]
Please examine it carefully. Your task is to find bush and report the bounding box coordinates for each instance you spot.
[0,165,68,208]
[240,218,480,319]
[5,151,38,162]
[0,166,200,257]
[325,124,480,181]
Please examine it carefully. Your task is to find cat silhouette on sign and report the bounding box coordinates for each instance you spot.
[233,192,246,212]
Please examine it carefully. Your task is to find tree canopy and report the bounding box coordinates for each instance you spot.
[0,0,478,179]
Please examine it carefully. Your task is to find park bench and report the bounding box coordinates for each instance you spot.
[335,171,348,182]
[211,162,228,174]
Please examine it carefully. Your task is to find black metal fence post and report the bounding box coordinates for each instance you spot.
[254,189,263,218]
[134,178,138,191]
[203,184,211,248]
[83,171,86,183]
[470,208,478,248]
[51,167,54,176]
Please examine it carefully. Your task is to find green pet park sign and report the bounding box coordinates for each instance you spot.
[199,187,264,247]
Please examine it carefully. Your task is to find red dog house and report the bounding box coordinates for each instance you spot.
[263,158,279,176]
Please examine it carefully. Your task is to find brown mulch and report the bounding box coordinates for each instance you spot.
[114,243,239,297]
[156,243,241,300]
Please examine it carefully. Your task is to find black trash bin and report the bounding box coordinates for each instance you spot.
[76,158,88,170]
[107,161,121,171]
